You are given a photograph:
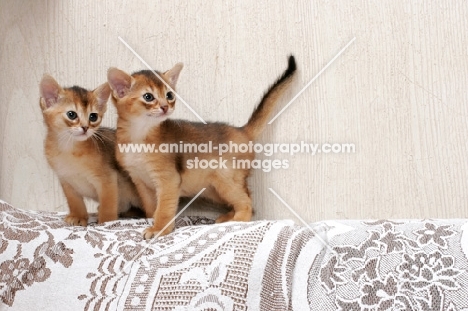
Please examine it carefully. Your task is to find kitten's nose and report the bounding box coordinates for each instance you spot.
[161,105,168,113]
[82,126,88,133]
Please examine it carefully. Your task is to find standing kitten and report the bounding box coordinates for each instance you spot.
[40,75,141,225]
[108,56,296,239]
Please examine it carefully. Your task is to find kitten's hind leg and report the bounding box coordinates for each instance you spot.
[61,181,88,226]
[215,210,235,223]
[212,175,252,223]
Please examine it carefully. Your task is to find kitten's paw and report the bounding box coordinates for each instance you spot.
[142,226,173,240]
[215,211,235,223]
[98,214,118,224]
[64,215,88,226]
[97,206,118,224]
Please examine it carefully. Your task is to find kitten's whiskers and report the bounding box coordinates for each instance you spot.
[57,131,73,151]
[91,135,102,155]
[94,131,111,143]
[65,131,76,150]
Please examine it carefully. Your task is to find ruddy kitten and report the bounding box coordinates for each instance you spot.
[40,75,141,225]
[108,56,296,239]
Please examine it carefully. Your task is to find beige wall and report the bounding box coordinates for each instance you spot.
[1,1,468,222]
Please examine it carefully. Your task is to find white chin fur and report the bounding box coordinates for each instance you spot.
[155,114,169,122]
[71,130,93,142]
[150,107,173,119]
[146,114,170,124]
[73,134,90,142]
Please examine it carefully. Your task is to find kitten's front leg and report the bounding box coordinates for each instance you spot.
[60,181,88,226]
[131,177,157,218]
[143,173,181,240]
[97,173,119,223]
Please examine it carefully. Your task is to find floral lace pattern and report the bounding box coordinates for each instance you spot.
[1,200,468,310]
[317,220,468,311]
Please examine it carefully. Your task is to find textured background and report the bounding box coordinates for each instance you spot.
[1,1,468,222]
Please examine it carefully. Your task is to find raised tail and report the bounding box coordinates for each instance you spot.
[243,55,297,139]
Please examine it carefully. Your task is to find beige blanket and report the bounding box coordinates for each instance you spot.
[1,200,468,310]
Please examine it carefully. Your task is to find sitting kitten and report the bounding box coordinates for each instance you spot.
[39,75,141,225]
[108,56,296,239]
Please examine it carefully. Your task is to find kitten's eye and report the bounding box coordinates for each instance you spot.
[89,113,98,122]
[166,91,175,101]
[66,111,77,120]
[143,93,154,102]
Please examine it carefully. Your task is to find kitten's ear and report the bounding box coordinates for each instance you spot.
[39,74,62,110]
[164,63,184,87]
[93,82,111,113]
[107,67,132,99]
